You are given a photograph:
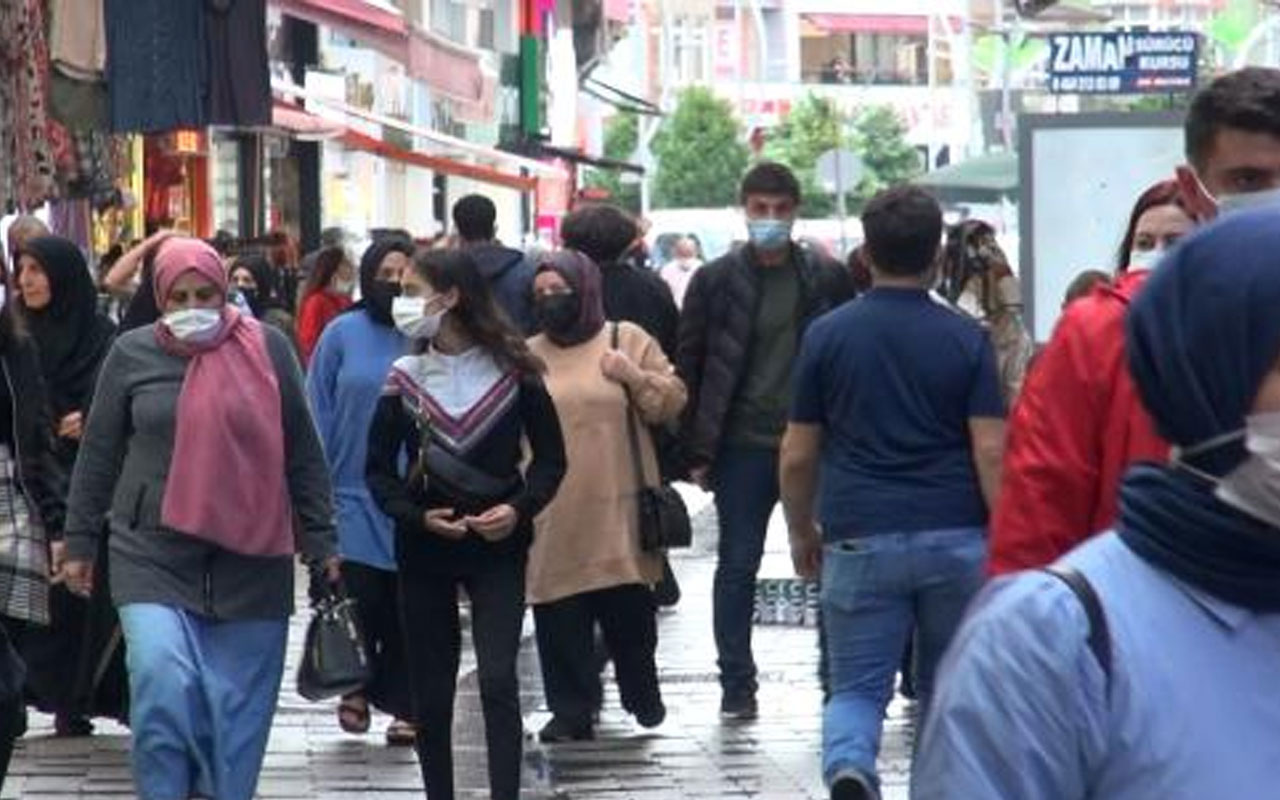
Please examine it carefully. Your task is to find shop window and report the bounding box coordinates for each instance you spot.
[801,33,928,86]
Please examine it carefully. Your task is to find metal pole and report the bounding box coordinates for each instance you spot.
[999,0,1014,150]
[835,149,847,255]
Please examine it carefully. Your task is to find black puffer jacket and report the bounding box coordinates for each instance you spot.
[676,243,845,468]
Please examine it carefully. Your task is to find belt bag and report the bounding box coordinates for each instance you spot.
[424,442,520,509]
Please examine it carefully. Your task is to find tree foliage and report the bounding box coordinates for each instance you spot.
[584,111,641,213]
[651,87,749,208]
[850,105,924,206]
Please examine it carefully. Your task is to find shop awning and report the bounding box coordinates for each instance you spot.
[803,13,930,36]
[340,129,535,192]
[271,100,345,140]
[914,151,1017,203]
[271,0,406,58]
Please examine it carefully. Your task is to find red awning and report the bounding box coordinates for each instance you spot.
[271,100,345,140]
[339,129,536,193]
[804,13,931,36]
[273,0,407,58]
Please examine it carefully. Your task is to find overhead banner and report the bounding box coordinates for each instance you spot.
[1045,31,1198,95]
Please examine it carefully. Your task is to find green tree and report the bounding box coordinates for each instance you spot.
[584,111,641,213]
[651,87,749,208]
[762,93,845,217]
[850,105,923,207]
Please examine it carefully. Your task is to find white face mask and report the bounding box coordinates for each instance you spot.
[391,295,445,340]
[1128,247,1165,272]
[1176,411,1280,528]
[1195,171,1280,215]
[162,308,223,344]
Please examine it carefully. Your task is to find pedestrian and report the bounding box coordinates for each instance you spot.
[229,253,300,347]
[305,236,417,746]
[526,249,685,743]
[676,161,845,720]
[987,68,1280,575]
[914,206,1280,798]
[939,220,1035,404]
[3,215,49,275]
[0,247,69,792]
[452,194,537,334]
[1061,269,1111,309]
[266,228,303,312]
[780,187,1005,800]
[365,248,566,800]
[658,236,703,309]
[59,237,340,800]
[562,203,678,358]
[560,202,685,605]
[296,246,356,365]
[12,236,126,736]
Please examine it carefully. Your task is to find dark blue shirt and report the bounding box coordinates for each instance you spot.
[791,288,1004,539]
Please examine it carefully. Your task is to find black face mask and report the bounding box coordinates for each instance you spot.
[534,293,578,334]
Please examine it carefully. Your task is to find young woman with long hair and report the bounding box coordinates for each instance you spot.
[365,248,566,800]
[296,246,355,365]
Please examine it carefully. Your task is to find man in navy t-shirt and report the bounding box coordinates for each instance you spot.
[780,186,1006,800]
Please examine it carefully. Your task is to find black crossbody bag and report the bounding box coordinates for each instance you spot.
[615,324,692,552]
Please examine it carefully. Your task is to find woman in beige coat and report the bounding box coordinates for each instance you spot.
[527,249,686,743]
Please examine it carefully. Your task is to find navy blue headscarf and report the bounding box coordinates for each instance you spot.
[1119,206,1280,610]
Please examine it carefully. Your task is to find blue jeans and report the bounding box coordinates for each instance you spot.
[821,527,986,788]
[711,445,779,698]
[119,604,287,800]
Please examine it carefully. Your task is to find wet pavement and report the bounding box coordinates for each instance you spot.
[4,490,914,798]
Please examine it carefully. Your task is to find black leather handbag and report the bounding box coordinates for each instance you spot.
[616,324,693,552]
[296,572,371,702]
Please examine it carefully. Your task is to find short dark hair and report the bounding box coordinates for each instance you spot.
[452,195,497,242]
[559,203,638,265]
[739,161,801,206]
[861,186,943,277]
[1185,67,1280,171]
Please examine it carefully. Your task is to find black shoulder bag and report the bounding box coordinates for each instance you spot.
[615,323,693,552]
[296,569,372,702]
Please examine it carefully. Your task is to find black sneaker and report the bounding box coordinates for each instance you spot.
[538,715,594,743]
[719,693,758,721]
[830,769,878,800]
[634,701,666,729]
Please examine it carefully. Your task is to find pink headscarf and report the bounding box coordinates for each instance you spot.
[152,238,292,556]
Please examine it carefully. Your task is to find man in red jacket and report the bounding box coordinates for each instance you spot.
[989,67,1280,574]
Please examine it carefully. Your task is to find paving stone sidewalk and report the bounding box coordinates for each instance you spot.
[4,491,915,798]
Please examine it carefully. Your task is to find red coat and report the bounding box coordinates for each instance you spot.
[988,271,1169,574]
[297,290,352,366]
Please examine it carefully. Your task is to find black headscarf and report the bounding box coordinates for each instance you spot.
[1119,207,1280,610]
[535,249,606,347]
[353,237,414,327]
[229,253,286,318]
[17,236,116,416]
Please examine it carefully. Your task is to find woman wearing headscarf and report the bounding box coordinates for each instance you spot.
[0,244,67,791]
[229,252,300,352]
[526,249,686,742]
[13,236,125,736]
[296,246,356,365]
[366,248,565,800]
[59,237,340,800]
[988,180,1196,574]
[914,207,1280,798]
[305,236,416,745]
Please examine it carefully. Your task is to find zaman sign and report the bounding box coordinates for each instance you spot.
[1045,31,1199,95]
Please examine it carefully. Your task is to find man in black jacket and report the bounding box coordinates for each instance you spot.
[453,195,537,334]
[676,162,844,720]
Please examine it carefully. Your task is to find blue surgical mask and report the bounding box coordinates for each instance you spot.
[746,218,794,251]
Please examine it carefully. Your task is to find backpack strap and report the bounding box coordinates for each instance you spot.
[1042,565,1112,698]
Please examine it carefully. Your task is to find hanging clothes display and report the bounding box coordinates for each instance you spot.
[0,0,59,213]
[205,0,271,128]
[104,0,271,133]
[48,0,110,131]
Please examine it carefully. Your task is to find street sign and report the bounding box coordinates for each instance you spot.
[1045,31,1199,95]
[815,148,864,194]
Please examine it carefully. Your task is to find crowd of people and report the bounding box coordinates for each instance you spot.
[0,65,1277,800]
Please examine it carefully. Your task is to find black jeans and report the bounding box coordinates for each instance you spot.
[399,557,525,800]
[343,561,413,720]
[533,584,661,726]
[711,445,779,699]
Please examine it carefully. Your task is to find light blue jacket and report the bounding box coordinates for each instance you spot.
[305,311,405,570]
[913,531,1280,799]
